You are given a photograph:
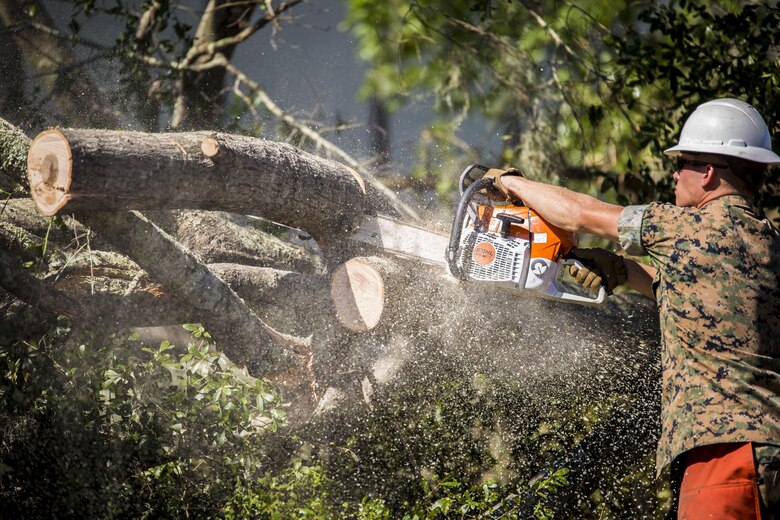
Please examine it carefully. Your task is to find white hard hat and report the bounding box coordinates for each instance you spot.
[664,98,780,164]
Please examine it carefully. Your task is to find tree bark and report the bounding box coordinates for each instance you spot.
[211,263,329,318]
[76,210,308,373]
[26,128,371,239]
[149,209,322,275]
[0,118,31,192]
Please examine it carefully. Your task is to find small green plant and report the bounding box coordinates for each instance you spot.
[532,468,570,520]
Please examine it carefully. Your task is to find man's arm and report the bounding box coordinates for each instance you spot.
[500,175,658,298]
[501,176,623,242]
[624,258,656,299]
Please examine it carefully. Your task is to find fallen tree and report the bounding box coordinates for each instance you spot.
[2,123,666,516]
[17,126,662,408]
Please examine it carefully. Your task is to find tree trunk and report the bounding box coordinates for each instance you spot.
[148,209,322,275]
[368,97,391,168]
[171,0,258,130]
[26,128,371,239]
[0,118,31,192]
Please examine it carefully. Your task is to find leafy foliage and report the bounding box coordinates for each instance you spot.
[344,0,780,215]
[0,322,585,518]
[0,323,285,517]
[343,0,650,197]
[611,0,780,213]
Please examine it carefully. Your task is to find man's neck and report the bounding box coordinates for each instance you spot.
[697,187,749,208]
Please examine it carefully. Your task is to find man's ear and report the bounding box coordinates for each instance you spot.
[701,166,720,190]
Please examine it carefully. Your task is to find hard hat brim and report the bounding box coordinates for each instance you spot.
[663,143,780,164]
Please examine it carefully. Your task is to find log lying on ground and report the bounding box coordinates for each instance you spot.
[4,196,322,278]
[149,209,322,275]
[0,217,330,328]
[26,129,376,238]
[77,210,310,372]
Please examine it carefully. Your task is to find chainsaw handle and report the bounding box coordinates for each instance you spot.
[495,213,526,238]
[555,257,607,305]
[446,177,494,279]
[458,164,490,195]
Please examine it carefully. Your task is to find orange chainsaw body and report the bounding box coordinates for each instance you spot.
[473,204,577,262]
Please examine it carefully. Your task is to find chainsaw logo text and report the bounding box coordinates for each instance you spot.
[472,242,496,266]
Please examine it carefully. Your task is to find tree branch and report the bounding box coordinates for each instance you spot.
[77,210,308,371]
[183,0,303,62]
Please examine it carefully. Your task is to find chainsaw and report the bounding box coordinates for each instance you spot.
[444,164,606,305]
[344,164,606,306]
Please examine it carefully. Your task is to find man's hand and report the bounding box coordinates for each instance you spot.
[482,167,523,201]
[567,247,627,294]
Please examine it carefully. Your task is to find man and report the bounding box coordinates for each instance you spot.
[485,98,780,519]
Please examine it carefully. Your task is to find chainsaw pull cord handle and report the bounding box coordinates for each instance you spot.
[446,177,494,278]
[494,213,526,238]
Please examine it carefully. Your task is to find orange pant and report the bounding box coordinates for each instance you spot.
[678,442,761,520]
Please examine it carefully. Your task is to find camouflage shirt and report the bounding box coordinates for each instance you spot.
[617,195,780,474]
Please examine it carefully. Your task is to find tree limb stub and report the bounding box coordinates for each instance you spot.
[76,209,309,371]
[27,128,369,239]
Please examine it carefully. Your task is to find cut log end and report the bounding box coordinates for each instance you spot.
[330,258,385,332]
[27,130,72,216]
[200,137,220,158]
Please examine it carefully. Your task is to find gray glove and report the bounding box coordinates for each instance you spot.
[567,247,627,294]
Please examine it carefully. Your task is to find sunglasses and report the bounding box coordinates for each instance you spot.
[676,157,730,171]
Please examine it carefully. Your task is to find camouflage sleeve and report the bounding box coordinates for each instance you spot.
[617,205,649,256]
[640,202,690,253]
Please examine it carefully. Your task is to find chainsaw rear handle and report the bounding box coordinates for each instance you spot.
[447,176,493,278]
[458,163,491,195]
[556,257,607,305]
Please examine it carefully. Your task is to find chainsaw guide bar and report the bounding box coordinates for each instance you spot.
[347,214,449,267]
